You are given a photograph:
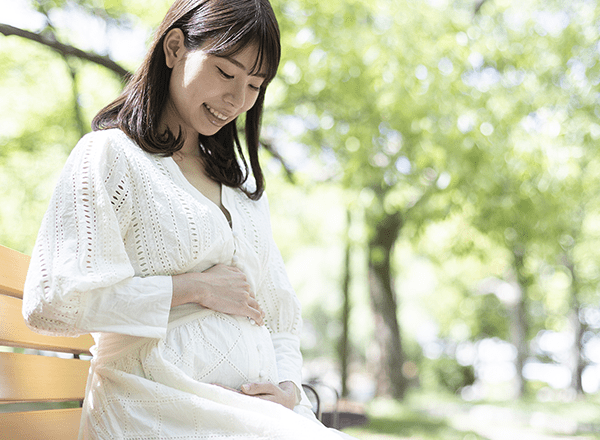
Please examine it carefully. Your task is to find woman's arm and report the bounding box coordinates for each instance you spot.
[23,132,173,338]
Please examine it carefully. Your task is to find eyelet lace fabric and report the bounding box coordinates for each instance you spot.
[22,129,350,439]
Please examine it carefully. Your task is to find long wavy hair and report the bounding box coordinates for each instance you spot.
[92,0,281,200]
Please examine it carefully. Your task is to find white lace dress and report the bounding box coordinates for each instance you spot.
[22,129,349,439]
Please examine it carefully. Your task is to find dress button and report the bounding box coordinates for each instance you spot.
[232,255,239,264]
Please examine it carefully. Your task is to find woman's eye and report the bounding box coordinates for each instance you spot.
[217,68,234,79]
[249,84,261,92]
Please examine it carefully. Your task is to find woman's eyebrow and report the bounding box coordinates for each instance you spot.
[222,56,267,78]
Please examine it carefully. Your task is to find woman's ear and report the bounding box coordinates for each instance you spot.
[164,28,186,68]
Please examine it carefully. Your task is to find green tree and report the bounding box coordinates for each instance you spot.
[269,0,600,399]
[0,0,147,251]
[269,0,490,398]
[460,0,600,395]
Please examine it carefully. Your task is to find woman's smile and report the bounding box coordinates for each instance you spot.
[204,103,229,122]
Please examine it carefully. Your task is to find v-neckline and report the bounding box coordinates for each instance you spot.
[164,156,233,230]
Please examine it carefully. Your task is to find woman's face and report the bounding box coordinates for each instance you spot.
[162,30,266,141]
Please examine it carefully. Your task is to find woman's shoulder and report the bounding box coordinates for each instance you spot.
[57,129,155,189]
[68,128,152,170]
[74,128,139,156]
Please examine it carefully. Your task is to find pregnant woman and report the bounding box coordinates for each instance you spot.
[23,0,356,438]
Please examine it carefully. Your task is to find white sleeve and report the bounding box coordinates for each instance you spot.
[255,194,304,394]
[22,132,172,339]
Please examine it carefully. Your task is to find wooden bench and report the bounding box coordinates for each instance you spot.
[0,245,94,440]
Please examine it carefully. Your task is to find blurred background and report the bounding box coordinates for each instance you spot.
[1,0,600,438]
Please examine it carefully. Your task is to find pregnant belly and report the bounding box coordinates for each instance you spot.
[160,306,279,389]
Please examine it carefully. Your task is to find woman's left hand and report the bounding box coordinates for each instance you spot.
[240,381,297,410]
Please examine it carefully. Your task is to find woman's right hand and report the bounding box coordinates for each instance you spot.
[171,264,265,326]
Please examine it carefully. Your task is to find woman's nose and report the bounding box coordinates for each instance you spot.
[224,81,245,110]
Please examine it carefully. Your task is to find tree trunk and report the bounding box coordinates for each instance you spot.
[366,207,406,399]
[511,247,529,397]
[563,254,586,394]
[62,56,87,138]
[569,307,585,393]
[338,209,352,398]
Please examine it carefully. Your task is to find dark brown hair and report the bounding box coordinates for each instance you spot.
[92,0,281,200]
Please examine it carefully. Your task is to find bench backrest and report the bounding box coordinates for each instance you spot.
[0,245,94,440]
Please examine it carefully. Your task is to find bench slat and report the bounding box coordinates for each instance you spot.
[0,245,89,439]
[0,245,30,299]
[0,408,82,440]
[0,352,89,403]
[0,294,94,355]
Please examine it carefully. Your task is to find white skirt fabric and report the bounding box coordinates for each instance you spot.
[79,309,352,439]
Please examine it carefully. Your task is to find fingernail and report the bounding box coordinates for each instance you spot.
[241,384,250,392]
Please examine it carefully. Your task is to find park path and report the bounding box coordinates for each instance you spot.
[423,400,598,440]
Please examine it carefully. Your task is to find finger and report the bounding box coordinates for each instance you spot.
[247,307,264,326]
[247,296,260,311]
[245,297,264,325]
[233,278,251,295]
[241,383,276,396]
[247,315,264,326]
